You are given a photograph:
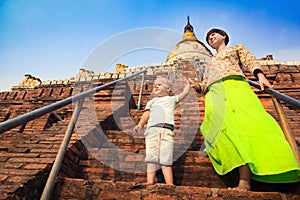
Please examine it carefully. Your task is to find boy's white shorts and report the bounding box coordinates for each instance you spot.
[145,127,175,166]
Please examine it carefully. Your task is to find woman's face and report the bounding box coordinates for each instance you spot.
[207,32,226,49]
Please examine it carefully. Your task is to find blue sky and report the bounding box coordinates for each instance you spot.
[1,0,300,91]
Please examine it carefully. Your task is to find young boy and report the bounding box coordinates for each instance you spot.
[134,76,191,185]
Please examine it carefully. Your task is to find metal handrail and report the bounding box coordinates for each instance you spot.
[137,72,145,110]
[40,98,84,200]
[0,69,146,134]
[248,80,300,109]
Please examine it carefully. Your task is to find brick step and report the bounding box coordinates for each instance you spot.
[78,149,221,186]
[76,148,300,194]
[52,177,300,200]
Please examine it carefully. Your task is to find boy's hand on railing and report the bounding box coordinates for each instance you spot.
[134,125,142,133]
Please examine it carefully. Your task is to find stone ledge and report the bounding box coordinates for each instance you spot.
[53,178,300,200]
[259,60,300,66]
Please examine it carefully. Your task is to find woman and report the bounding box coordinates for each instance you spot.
[189,28,300,191]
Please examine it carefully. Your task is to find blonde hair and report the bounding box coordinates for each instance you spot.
[154,77,173,94]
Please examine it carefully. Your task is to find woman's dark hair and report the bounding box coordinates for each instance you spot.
[206,28,229,45]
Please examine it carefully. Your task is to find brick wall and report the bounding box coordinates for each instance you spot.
[0,62,300,199]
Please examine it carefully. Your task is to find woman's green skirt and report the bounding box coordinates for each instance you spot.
[201,75,300,183]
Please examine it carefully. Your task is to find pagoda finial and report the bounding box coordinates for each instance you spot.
[184,16,193,33]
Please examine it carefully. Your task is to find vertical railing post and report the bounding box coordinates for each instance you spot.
[167,63,172,79]
[40,98,85,200]
[271,96,300,166]
[172,60,179,83]
[137,72,145,110]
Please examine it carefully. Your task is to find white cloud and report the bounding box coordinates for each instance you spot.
[273,48,300,62]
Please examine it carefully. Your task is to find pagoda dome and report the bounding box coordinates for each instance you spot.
[165,17,212,63]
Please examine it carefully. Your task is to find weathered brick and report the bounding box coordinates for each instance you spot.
[0,144,14,151]
[8,157,54,164]
[0,169,40,176]
[23,164,49,170]
[0,157,9,162]
[217,189,283,200]
[0,184,20,194]
[124,154,143,162]
[0,174,8,182]
[7,148,30,153]
[99,191,141,200]
[30,148,57,154]
[15,144,53,149]
[0,152,40,158]
[0,163,23,169]
[82,167,113,174]
[7,175,34,183]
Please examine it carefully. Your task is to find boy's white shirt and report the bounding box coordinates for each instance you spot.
[145,95,179,127]
[135,83,190,130]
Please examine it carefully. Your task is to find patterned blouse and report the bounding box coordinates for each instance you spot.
[201,44,263,91]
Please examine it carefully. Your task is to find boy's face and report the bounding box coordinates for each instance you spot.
[152,81,170,97]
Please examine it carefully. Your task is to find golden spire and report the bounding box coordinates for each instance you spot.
[184,16,193,32]
[165,16,212,63]
[182,16,198,41]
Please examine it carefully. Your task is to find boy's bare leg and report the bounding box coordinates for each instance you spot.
[237,164,251,191]
[162,165,174,185]
[147,162,157,185]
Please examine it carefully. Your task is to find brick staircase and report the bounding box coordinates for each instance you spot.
[0,66,300,199]
[0,84,78,199]
[54,73,300,199]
